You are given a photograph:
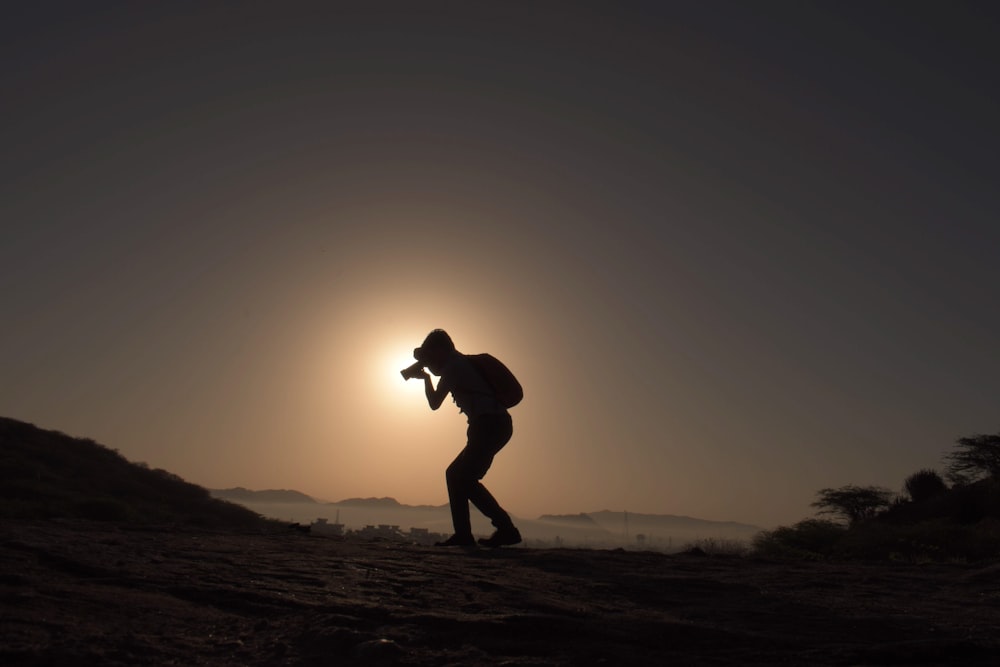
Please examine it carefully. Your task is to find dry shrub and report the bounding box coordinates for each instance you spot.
[752,519,846,559]
[681,537,750,557]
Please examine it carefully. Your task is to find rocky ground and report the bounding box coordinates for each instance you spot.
[2,520,999,666]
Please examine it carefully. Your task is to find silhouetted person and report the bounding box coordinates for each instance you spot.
[406,329,522,548]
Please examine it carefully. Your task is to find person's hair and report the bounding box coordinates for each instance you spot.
[420,329,455,354]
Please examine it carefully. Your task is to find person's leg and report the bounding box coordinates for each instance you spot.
[464,415,521,546]
[441,414,520,546]
[468,482,514,530]
[444,450,475,539]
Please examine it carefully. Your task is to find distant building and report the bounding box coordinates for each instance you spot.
[353,524,405,540]
[310,517,344,536]
[305,520,448,546]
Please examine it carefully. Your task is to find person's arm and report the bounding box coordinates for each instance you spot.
[419,370,449,410]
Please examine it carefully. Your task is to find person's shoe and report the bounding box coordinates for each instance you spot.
[435,534,476,547]
[478,526,522,548]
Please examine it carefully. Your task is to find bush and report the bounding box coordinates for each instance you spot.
[950,478,1000,523]
[835,519,1000,562]
[904,469,948,503]
[752,519,847,559]
[684,537,750,557]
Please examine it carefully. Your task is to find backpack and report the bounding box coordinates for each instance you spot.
[465,353,523,408]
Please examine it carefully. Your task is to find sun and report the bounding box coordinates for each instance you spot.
[372,341,426,408]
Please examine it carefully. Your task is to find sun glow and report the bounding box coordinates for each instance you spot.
[373,341,426,408]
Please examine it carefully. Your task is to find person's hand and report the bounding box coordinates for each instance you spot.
[413,369,430,381]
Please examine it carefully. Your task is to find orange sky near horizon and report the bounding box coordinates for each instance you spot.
[2,2,999,528]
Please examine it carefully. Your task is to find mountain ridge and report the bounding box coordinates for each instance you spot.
[211,487,317,504]
[211,488,762,533]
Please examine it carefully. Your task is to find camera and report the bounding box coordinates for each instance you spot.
[400,360,426,380]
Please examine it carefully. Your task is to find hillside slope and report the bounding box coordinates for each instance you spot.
[0,417,268,528]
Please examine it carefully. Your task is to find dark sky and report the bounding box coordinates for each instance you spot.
[2,1,998,526]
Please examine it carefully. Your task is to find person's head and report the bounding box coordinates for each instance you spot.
[414,329,455,373]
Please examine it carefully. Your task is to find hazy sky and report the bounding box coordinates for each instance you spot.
[3,1,998,527]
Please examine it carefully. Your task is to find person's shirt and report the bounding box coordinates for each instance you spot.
[438,352,507,420]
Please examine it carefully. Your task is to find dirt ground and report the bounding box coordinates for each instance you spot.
[2,521,998,666]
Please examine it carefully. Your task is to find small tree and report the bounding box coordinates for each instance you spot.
[812,485,895,525]
[944,433,1000,485]
[903,469,948,503]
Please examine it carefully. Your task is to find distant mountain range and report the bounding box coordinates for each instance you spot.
[209,490,448,509]
[209,488,763,545]
[211,487,318,504]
